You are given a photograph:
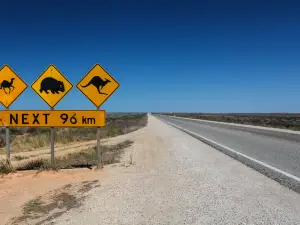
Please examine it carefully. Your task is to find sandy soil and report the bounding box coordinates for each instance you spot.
[0,127,143,225]
[0,169,106,225]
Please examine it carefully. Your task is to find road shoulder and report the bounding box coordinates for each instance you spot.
[54,115,300,225]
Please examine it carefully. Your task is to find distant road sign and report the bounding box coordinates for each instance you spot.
[77,64,120,108]
[0,110,105,127]
[31,65,73,108]
[0,65,28,108]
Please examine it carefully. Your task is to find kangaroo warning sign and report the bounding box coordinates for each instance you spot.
[0,65,28,108]
[77,64,120,108]
[0,110,105,127]
[31,64,73,108]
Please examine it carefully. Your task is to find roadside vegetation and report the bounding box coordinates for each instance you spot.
[0,140,133,174]
[0,160,15,174]
[156,113,300,131]
[0,113,147,153]
[17,140,132,171]
[11,180,101,225]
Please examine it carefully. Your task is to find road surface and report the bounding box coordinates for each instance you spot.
[55,115,300,225]
[155,114,300,192]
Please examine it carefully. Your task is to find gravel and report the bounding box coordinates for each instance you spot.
[54,115,300,225]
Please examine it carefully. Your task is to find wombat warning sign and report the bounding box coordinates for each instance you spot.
[31,64,73,108]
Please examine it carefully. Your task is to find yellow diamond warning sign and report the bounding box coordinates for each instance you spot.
[77,64,120,108]
[31,65,73,108]
[0,65,28,108]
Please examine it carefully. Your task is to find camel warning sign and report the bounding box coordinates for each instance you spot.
[0,65,28,108]
[77,64,120,108]
[31,64,73,108]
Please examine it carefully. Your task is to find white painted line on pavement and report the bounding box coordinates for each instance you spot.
[158,117,300,183]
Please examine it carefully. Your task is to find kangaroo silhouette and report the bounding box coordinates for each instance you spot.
[81,76,111,95]
[39,77,65,94]
[0,78,15,94]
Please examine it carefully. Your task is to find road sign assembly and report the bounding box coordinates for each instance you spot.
[0,63,120,168]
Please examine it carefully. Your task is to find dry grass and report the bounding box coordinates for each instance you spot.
[13,155,29,161]
[22,198,44,214]
[13,140,133,172]
[0,160,15,174]
[0,113,147,154]
[16,159,51,171]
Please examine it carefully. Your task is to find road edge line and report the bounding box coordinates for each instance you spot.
[155,116,300,194]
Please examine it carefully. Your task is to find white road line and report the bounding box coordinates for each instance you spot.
[158,116,300,183]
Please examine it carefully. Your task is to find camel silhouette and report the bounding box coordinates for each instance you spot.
[0,78,15,94]
[81,76,111,95]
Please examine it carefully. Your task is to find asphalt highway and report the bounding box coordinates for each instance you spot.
[155,114,300,192]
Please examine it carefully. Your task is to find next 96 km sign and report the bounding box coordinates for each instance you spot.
[0,110,105,127]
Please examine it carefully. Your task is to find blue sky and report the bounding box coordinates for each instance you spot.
[0,0,299,112]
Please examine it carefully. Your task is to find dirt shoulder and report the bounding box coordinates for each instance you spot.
[0,169,105,225]
[0,124,145,225]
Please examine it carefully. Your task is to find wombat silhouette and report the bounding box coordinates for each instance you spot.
[0,78,15,94]
[81,76,111,95]
[40,77,65,94]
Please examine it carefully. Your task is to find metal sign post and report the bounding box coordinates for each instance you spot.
[96,106,102,168]
[50,107,55,168]
[5,107,10,164]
